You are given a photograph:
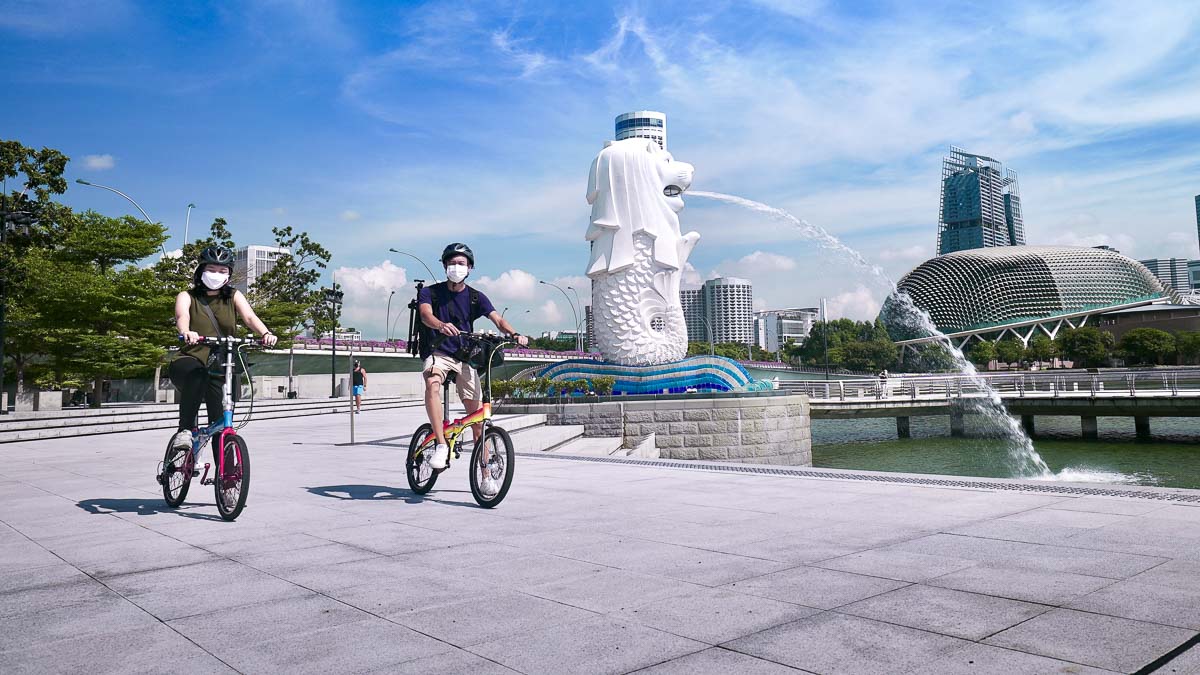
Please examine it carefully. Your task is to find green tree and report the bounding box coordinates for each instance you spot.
[246,226,331,346]
[1177,331,1200,365]
[908,342,957,372]
[1025,334,1059,368]
[1056,326,1114,368]
[27,210,173,406]
[1118,328,1176,366]
[966,340,997,368]
[838,339,898,372]
[995,338,1025,366]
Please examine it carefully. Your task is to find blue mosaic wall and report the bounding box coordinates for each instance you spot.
[538,356,773,395]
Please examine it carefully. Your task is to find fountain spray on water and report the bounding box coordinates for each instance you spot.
[690,190,1054,478]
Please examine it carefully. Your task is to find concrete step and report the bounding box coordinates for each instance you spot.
[1,396,418,426]
[0,398,422,444]
[546,436,625,457]
[507,423,585,453]
[492,414,547,434]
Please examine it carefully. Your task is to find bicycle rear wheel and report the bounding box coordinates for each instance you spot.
[406,423,438,494]
[469,426,514,508]
[214,434,250,521]
[159,437,192,508]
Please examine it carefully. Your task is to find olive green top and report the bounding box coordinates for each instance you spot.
[178,292,237,365]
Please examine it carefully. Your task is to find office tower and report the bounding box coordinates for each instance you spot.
[615,111,666,149]
[232,245,289,293]
[755,308,820,353]
[937,147,1025,255]
[1138,258,1191,292]
[704,277,754,344]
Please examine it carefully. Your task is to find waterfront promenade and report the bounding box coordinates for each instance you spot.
[3,409,1200,673]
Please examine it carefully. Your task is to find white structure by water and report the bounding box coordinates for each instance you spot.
[586,138,697,366]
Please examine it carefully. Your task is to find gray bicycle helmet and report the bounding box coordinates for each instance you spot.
[441,242,474,267]
[193,245,236,292]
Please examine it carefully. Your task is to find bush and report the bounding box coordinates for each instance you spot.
[592,376,615,395]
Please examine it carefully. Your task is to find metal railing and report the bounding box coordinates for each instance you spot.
[779,369,1200,402]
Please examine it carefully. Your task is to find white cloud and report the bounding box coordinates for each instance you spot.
[83,154,115,170]
[331,261,409,338]
[340,209,361,222]
[539,299,563,324]
[825,285,882,321]
[272,207,287,216]
[877,245,930,262]
[472,268,539,302]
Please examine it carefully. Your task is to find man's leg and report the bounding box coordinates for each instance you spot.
[424,372,446,445]
[463,399,482,444]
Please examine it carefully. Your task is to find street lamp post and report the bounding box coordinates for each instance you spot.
[566,286,586,351]
[74,179,167,256]
[501,307,509,318]
[323,285,344,398]
[821,298,830,380]
[384,290,396,342]
[387,248,439,282]
[697,315,715,356]
[540,280,580,352]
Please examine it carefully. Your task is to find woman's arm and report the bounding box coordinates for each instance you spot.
[232,291,279,346]
[175,292,200,344]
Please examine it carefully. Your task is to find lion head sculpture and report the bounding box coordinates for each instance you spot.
[585,138,696,277]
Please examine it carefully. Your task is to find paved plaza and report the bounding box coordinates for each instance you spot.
[3,406,1200,674]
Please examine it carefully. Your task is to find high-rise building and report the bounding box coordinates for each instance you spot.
[754,308,819,353]
[232,245,289,293]
[615,111,667,149]
[584,305,594,350]
[679,279,754,346]
[1187,260,1200,291]
[1194,194,1199,255]
[1138,258,1191,292]
[937,147,1025,255]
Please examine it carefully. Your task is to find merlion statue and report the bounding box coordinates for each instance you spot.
[586,138,698,366]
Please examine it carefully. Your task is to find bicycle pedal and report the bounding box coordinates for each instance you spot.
[191,470,200,477]
[155,474,163,485]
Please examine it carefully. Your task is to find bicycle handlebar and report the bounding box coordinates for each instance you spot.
[178,335,266,347]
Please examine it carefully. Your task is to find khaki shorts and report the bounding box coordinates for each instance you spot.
[422,354,481,402]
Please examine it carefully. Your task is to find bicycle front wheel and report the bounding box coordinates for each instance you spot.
[160,438,192,508]
[214,434,250,521]
[469,426,514,508]
[406,423,438,494]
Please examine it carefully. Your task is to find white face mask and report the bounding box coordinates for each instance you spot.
[445,264,469,283]
[201,271,230,290]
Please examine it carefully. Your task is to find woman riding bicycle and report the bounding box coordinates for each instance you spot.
[169,246,278,452]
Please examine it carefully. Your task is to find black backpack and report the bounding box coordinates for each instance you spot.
[416,282,481,360]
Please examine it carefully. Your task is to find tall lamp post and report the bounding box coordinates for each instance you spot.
[697,315,715,356]
[0,207,35,414]
[323,285,344,397]
[74,179,167,256]
[384,290,396,342]
[566,286,586,350]
[387,248,439,282]
[540,280,580,351]
[183,203,196,245]
[820,298,830,380]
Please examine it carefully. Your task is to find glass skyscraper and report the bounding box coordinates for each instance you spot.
[936,147,1025,255]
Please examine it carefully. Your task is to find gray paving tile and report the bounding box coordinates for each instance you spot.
[1070,580,1200,630]
[313,521,472,555]
[468,615,706,675]
[1001,508,1136,529]
[727,536,863,564]
[167,593,373,649]
[1045,497,1167,517]
[368,648,521,674]
[725,611,969,674]
[1160,643,1200,675]
[233,541,382,574]
[393,589,597,646]
[457,552,608,590]
[277,554,428,593]
[526,568,700,613]
[814,549,978,582]
[985,608,1196,673]
[219,617,452,673]
[1129,559,1200,592]
[921,642,1117,674]
[0,578,118,618]
[0,622,234,674]
[927,563,1116,605]
[558,538,789,586]
[331,575,477,616]
[0,563,89,593]
[724,565,908,609]
[0,595,159,652]
[612,586,819,644]
[103,559,311,620]
[633,647,804,674]
[839,584,1050,640]
[948,519,1093,545]
[889,533,1164,579]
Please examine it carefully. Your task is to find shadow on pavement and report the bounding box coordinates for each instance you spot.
[305,484,478,508]
[76,498,225,521]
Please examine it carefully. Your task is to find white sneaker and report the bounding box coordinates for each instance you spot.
[171,430,193,451]
[428,444,449,470]
[480,475,500,496]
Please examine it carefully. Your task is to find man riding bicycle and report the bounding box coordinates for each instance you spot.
[418,243,528,471]
[170,246,278,452]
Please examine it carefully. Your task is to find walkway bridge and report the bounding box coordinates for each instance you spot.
[778,369,1200,439]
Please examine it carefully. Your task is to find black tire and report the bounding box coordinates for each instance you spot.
[214,434,250,521]
[469,426,514,508]
[160,437,192,508]
[406,423,438,494]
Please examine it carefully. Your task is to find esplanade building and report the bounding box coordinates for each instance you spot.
[882,245,1178,349]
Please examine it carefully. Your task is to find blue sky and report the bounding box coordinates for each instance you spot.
[4,0,1200,338]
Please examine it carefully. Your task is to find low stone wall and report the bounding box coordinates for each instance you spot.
[500,394,812,466]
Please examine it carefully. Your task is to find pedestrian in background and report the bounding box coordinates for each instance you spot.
[352,360,367,413]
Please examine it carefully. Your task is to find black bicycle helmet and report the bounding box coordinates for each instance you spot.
[199,245,235,269]
[441,242,474,267]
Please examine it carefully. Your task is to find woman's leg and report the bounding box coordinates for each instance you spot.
[168,357,208,431]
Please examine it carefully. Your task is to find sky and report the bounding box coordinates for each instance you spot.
[3,0,1200,339]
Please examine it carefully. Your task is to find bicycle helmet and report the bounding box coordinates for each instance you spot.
[441,242,474,267]
[198,245,235,269]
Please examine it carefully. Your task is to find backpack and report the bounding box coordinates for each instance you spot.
[416,282,481,360]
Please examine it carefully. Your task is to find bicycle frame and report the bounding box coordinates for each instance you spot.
[188,336,254,481]
[418,333,510,451]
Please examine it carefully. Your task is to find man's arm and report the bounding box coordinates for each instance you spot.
[488,311,529,346]
[420,303,459,336]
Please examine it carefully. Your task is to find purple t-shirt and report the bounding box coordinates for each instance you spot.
[417,282,496,357]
